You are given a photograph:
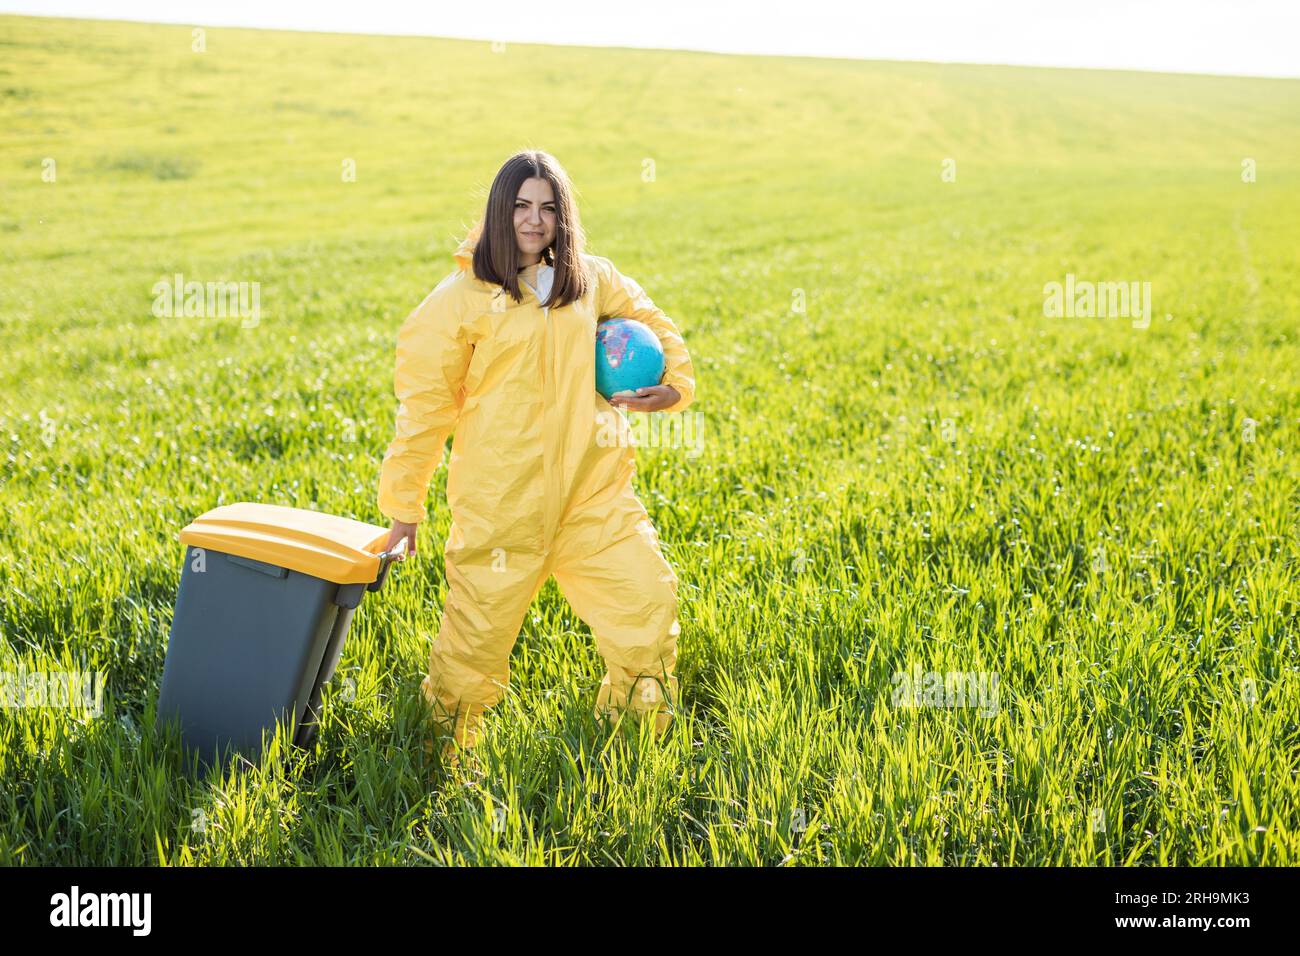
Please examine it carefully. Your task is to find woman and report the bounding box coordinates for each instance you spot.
[377,150,696,763]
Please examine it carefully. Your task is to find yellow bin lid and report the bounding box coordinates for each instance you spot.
[179,502,391,585]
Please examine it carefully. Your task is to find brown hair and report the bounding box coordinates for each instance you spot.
[472,150,590,308]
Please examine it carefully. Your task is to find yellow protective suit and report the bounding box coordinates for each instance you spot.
[377,219,696,755]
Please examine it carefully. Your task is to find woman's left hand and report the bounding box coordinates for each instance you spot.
[609,385,680,412]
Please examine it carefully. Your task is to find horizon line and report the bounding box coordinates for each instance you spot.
[3,10,1298,82]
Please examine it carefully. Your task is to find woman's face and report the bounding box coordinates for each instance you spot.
[513,176,558,262]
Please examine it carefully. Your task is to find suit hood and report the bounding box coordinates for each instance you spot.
[453,218,484,273]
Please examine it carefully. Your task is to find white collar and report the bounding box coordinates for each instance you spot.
[521,263,555,305]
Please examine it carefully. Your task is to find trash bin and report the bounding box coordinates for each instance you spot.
[156,502,405,772]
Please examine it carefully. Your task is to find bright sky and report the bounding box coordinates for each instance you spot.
[4,0,1297,77]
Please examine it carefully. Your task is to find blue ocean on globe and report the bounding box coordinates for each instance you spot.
[594,317,665,400]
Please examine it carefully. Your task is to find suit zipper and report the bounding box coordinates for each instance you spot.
[519,274,562,547]
[542,301,561,548]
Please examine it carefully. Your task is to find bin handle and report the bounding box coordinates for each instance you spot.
[367,537,408,592]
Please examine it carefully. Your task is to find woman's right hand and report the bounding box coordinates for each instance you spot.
[385,520,418,559]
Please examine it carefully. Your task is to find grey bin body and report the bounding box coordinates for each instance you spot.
[156,547,371,772]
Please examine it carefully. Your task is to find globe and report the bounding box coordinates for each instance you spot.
[594,317,665,400]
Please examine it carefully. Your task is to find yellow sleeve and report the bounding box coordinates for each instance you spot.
[377,280,473,524]
[597,257,696,414]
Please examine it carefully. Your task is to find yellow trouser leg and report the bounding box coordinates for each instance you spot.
[551,520,681,737]
[422,538,549,754]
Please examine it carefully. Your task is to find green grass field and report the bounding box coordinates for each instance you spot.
[1,14,1298,865]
